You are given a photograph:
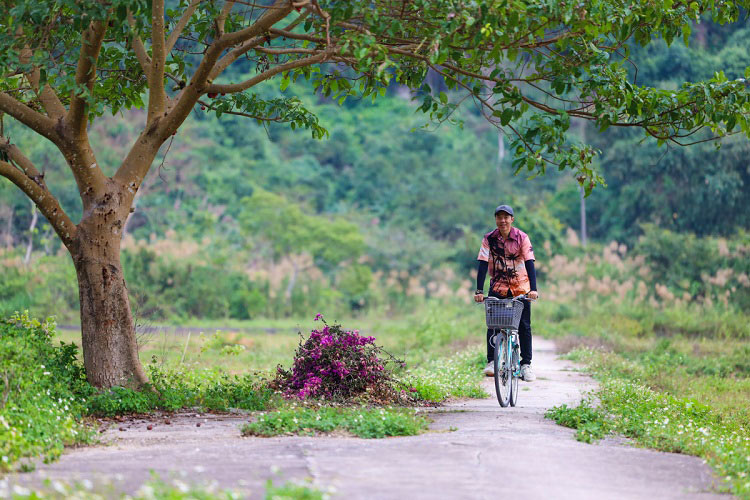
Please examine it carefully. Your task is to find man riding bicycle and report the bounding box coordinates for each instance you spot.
[474,204,538,381]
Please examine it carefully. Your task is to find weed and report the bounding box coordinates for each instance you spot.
[401,346,487,402]
[242,406,429,439]
[0,313,93,472]
[545,399,611,443]
[87,364,276,416]
[265,479,327,500]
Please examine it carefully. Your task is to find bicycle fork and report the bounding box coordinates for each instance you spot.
[493,329,520,375]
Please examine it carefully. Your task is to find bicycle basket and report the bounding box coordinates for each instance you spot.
[484,298,524,329]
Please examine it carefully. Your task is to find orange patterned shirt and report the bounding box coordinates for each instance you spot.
[477,227,535,296]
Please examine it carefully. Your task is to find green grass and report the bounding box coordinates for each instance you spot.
[265,480,328,500]
[401,346,488,402]
[0,473,329,499]
[546,357,750,497]
[242,406,430,438]
[539,300,750,499]
[1,302,492,471]
[55,301,487,375]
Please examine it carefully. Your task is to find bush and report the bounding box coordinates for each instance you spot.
[274,316,407,402]
[86,364,275,416]
[122,247,267,320]
[0,312,93,471]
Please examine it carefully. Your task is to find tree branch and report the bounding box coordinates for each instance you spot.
[0,159,76,249]
[128,11,152,77]
[209,35,266,80]
[67,20,108,138]
[148,0,168,122]
[269,27,325,43]
[1,138,45,184]
[114,0,295,193]
[17,39,66,120]
[215,1,236,38]
[218,0,292,48]
[208,1,310,79]
[206,51,328,94]
[0,92,58,143]
[166,0,202,54]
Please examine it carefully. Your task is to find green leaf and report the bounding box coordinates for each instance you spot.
[500,108,513,126]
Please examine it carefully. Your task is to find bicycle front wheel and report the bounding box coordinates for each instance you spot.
[510,339,520,407]
[494,331,511,407]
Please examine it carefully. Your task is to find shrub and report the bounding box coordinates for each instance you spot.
[0,312,93,471]
[274,316,407,402]
[86,364,275,416]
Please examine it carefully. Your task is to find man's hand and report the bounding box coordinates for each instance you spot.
[474,292,484,303]
[528,291,539,300]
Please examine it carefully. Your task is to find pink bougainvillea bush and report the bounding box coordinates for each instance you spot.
[274,315,409,403]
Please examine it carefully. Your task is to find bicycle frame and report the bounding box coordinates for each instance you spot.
[491,328,521,378]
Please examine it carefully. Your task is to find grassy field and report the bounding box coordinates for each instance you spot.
[55,303,488,375]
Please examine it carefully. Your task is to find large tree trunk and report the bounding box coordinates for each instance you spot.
[71,181,147,388]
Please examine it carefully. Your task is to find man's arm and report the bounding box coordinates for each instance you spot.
[476,260,488,293]
[524,260,537,291]
[475,234,490,302]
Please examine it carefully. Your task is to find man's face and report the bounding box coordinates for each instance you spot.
[495,212,514,233]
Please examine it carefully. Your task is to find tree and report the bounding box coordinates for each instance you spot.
[239,189,364,300]
[1,0,749,388]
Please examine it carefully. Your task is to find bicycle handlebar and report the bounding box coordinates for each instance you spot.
[478,294,537,303]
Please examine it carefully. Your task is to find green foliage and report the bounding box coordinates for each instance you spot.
[86,364,275,416]
[265,480,326,500]
[4,472,247,498]
[239,189,364,270]
[0,254,79,321]
[548,350,750,498]
[627,226,750,311]
[122,247,267,321]
[0,313,92,472]
[545,400,611,444]
[242,406,429,439]
[402,347,488,402]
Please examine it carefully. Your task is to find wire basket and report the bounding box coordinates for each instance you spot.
[484,298,525,329]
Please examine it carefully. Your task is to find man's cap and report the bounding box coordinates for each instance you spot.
[494,204,514,216]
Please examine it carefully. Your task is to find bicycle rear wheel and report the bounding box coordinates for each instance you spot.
[510,338,520,407]
[493,331,511,407]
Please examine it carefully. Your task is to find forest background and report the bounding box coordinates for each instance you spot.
[1,14,750,325]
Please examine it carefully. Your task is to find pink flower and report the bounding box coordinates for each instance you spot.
[314,313,324,321]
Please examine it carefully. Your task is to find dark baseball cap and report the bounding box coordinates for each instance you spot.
[494,204,514,216]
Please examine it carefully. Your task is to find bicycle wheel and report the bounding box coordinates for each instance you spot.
[510,337,520,407]
[493,330,511,407]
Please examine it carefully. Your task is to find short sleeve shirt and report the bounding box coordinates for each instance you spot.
[477,227,535,296]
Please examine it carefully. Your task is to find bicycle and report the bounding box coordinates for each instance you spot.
[483,295,530,407]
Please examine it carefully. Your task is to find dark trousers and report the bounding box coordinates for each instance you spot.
[486,294,532,365]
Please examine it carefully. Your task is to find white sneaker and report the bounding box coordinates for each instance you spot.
[520,364,536,382]
[483,362,494,377]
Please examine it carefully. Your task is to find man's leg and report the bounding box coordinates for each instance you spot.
[518,300,532,365]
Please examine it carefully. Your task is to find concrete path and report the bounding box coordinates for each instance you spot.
[7,338,728,499]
